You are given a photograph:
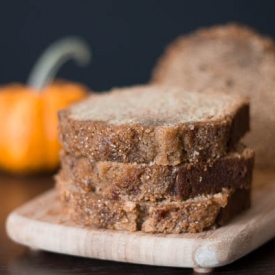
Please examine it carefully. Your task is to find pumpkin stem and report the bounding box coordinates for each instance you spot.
[27,37,91,90]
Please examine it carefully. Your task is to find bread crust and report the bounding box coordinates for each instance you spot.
[151,23,275,168]
[57,147,254,202]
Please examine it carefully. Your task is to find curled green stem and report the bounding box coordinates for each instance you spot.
[27,36,91,90]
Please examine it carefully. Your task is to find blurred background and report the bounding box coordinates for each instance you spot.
[1,0,275,92]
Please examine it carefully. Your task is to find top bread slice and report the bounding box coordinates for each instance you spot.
[58,85,249,166]
[151,23,275,169]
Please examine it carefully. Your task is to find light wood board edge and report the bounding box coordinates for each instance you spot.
[6,171,275,269]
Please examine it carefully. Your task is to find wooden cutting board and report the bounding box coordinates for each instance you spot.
[6,169,275,272]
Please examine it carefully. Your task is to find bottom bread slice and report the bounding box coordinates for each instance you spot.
[57,180,250,233]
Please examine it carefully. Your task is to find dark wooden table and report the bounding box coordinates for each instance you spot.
[1,172,275,275]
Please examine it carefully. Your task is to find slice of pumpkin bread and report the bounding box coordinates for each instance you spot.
[57,146,254,202]
[57,179,250,234]
[58,85,249,166]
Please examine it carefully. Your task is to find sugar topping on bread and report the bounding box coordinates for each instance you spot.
[67,85,249,126]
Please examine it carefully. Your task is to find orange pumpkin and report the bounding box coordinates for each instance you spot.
[0,37,91,174]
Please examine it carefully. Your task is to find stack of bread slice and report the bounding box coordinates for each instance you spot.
[56,85,254,233]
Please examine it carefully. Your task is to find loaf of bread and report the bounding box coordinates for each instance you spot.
[57,146,254,202]
[57,179,250,233]
[151,23,275,169]
[58,85,249,166]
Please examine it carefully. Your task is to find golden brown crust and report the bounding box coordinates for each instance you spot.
[151,23,275,168]
[57,147,254,202]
